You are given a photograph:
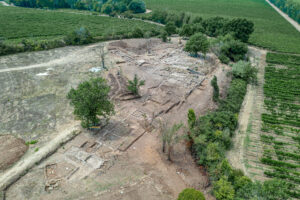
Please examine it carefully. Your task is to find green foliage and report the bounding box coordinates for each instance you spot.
[177,188,205,200]
[231,61,257,84]
[262,179,290,200]
[225,18,254,42]
[165,22,177,35]
[202,17,228,37]
[220,40,247,62]
[128,0,146,13]
[269,0,300,23]
[179,24,193,37]
[266,52,300,65]
[0,6,162,56]
[184,33,209,56]
[67,77,114,128]
[211,76,219,102]
[101,3,113,14]
[127,74,145,96]
[144,0,300,54]
[160,31,168,42]
[65,27,93,45]
[213,177,235,200]
[26,140,38,145]
[131,27,144,38]
[187,109,196,129]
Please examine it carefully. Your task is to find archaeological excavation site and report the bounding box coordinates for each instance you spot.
[0,37,263,200]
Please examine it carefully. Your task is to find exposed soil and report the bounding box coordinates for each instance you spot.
[0,135,28,171]
[1,38,231,199]
[227,47,267,180]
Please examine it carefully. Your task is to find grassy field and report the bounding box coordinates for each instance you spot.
[0,5,162,44]
[144,0,300,54]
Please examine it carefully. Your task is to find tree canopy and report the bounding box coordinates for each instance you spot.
[184,33,209,56]
[67,77,114,128]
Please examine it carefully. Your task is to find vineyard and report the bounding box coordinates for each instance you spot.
[260,53,300,198]
[0,6,161,44]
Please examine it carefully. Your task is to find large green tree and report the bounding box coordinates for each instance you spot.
[67,77,114,128]
[184,33,209,56]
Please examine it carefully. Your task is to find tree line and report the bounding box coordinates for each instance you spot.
[269,0,300,23]
[8,0,146,14]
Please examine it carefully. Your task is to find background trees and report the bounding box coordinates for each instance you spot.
[67,77,114,128]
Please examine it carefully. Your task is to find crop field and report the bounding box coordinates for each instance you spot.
[259,53,300,198]
[0,6,162,44]
[144,0,300,54]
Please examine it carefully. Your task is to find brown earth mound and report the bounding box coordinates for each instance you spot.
[0,135,28,171]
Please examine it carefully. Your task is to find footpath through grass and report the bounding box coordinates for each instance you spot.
[0,6,162,44]
[144,0,300,54]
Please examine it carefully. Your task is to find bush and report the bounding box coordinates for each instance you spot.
[101,3,113,15]
[177,188,205,200]
[220,40,247,62]
[131,27,144,38]
[211,76,219,102]
[180,24,193,37]
[65,27,93,45]
[67,77,114,128]
[150,10,168,24]
[231,61,258,84]
[165,22,177,35]
[213,177,235,200]
[184,33,209,56]
[160,31,168,42]
[202,17,228,37]
[128,0,146,13]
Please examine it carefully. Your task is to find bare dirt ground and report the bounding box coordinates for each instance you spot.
[1,38,232,200]
[227,47,268,181]
[266,0,300,32]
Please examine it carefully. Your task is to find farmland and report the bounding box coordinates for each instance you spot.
[260,53,300,198]
[144,0,300,54]
[0,5,162,44]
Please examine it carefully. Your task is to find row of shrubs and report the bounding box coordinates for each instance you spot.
[0,26,160,56]
[9,0,146,14]
[184,61,294,199]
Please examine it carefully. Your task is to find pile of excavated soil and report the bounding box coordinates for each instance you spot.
[0,135,28,171]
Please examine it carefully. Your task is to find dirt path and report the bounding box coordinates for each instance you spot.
[0,122,80,191]
[227,47,267,177]
[0,1,11,6]
[266,0,300,32]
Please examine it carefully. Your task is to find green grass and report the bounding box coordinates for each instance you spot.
[145,0,300,54]
[0,6,162,43]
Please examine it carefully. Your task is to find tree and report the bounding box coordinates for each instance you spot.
[211,76,219,102]
[65,27,93,45]
[128,0,146,13]
[101,3,113,14]
[213,177,235,200]
[161,31,168,42]
[184,33,209,56]
[177,188,205,200]
[67,77,114,128]
[132,27,144,38]
[165,22,177,36]
[127,74,145,96]
[188,109,196,129]
[180,24,193,37]
[225,18,254,42]
[161,123,183,161]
